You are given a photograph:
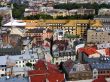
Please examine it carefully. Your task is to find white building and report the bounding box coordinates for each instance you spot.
[97,43,110,49]
[0,48,39,77]
[98,9,110,16]
[40,7,53,12]
[52,44,76,64]
[53,29,65,40]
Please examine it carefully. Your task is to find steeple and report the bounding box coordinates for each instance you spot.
[10,3,14,23]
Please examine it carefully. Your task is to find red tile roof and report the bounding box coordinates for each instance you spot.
[105,48,110,56]
[28,59,65,82]
[79,47,97,56]
[79,47,110,57]
[92,76,107,82]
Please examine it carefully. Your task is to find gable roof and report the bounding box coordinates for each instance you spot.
[79,47,98,56]
[28,59,65,82]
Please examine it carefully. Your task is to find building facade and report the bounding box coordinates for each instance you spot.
[87,30,110,44]
[21,20,102,38]
[63,60,92,81]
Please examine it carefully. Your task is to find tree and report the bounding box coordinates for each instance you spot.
[23,14,53,20]
[64,34,79,38]
[0,16,2,27]
[26,62,32,68]
[12,3,27,19]
[59,62,64,72]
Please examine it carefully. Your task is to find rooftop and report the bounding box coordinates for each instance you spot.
[3,20,103,28]
[63,59,91,74]
[0,48,38,65]
[78,47,110,57]
[0,77,29,82]
[91,62,110,70]
[28,59,65,82]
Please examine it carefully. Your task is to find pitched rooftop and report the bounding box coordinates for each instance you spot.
[28,59,65,82]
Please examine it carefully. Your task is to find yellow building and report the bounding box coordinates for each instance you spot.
[22,19,103,37]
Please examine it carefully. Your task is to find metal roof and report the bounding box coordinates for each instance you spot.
[0,77,29,82]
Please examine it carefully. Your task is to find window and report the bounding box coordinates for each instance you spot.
[19,61,21,63]
[30,60,32,62]
[107,71,109,73]
[33,60,35,62]
[2,69,4,71]
[1,74,4,77]
[23,65,25,67]
[100,71,102,74]
[23,61,24,63]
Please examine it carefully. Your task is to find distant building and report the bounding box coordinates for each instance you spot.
[87,30,110,44]
[25,28,53,46]
[24,8,39,17]
[47,9,68,18]
[0,47,39,77]
[97,43,110,49]
[0,7,11,25]
[53,29,65,40]
[85,56,110,79]
[52,40,76,64]
[63,59,92,81]
[98,9,110,16]
[3,20,103,38]
[94,16,110,32]
[77,8,95,15]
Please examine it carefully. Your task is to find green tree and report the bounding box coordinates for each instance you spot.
[23,14,53,20]
[12,3,27,19]
[0,16,3,27]
[64,34,79,38]
[26,62,32,68]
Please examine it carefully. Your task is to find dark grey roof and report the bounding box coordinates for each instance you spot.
[26,28,45,33]
[0,48,21,56]
[91,63,110,70]
[85,57,110,70]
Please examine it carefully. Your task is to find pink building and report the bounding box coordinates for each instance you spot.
[26,28,53,46]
